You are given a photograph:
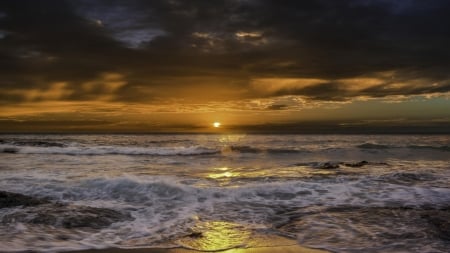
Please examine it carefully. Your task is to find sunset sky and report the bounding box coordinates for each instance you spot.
[1,0,449,133]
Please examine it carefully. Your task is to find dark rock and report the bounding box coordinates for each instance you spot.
[56,234,71,240]
[186,232,203,238]
[421,210,450,240]
[1,191,133,229]
[392,172,429,181]
[343,161,369,168]
[296,190,312,195]
[0,191,49,208]
[276,205,450,243]
[59,206,133,229]
[319,162,340,169]
[2,204,133,229]
[381,172,437,186]
[14,141,65,147]
[230,145,262,153]
[2,148,18,153]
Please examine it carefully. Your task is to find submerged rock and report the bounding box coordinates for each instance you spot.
[1,191,133,229]
[377,172,437,186]
[2,203,133,229]
[319,162,340,169]
[186,231,203,238]
[1,148,19,154]
[276,205,450,245]
[421,209,450,240]
[0,191,49,208]
[342,161,369,168]
[14,141,66,147]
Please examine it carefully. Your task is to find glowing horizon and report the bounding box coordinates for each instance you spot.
[0,1,449,133]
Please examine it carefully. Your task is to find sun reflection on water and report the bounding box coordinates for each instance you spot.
[218,135,246,143]
[176,221,251,251]
[207,167,240,180]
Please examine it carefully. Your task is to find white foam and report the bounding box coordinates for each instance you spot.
[0,144,219,156]
[1,134,450,252]
[2,174,450,252]
[5,174,450,211]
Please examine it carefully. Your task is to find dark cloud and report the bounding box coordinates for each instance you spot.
[361,82,450,98]
[1,0,449,104]
[272,82,348,101]
[265,104,288,110]
[0,118,115,133]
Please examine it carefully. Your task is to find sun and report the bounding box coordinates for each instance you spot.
[213,122,221,128]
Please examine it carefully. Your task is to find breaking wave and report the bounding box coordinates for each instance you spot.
[224,145,305,154]
[0,144,308,156]
[357,143,450,152]
[6,175,450,210]
[357,143,394,149]
[408,145,450,152]
[0,144,220,156]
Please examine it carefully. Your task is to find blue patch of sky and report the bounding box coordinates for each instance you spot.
[76,3,165,48]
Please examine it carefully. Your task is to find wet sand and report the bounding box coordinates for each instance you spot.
[68,244,329,253]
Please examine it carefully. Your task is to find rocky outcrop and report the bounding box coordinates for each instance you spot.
[276,205,450,243]
[421,208,450,240]
[315,161,370,170]
[1,148,19,153]
[0,191,133,229]
[2,204,133,229]
[0,191,50,208]
[342,160,369,167]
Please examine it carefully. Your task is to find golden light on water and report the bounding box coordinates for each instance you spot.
[176,221,251,251]
[207,167,240,180]
[208,171,235,179]
[175,220,310,252]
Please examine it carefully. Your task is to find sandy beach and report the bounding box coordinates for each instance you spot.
[68,244,329,253]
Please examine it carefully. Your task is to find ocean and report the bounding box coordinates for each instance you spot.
[0,134,449,252]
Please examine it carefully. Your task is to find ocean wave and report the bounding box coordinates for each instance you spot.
[0,145,220,156]
[3,175,450,252]
[357,143,394,149]
[276,205,450,252]
[408,145,450,152]
[8,175,450,209]
[0,143,306,156]
[1,201,133,229]
[0,147,19,153]
[226,145,304,154]
[357,143,450,152]
[145,139,193,144]
[0,139,67,147]
[291,161,387,170]
[376,172,438,186]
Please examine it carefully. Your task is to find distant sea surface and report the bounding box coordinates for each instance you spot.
[1,134,449,252]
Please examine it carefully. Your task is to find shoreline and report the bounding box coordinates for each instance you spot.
[67,245,329,253]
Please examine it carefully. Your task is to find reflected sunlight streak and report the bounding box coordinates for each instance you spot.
[176,221,251,251]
